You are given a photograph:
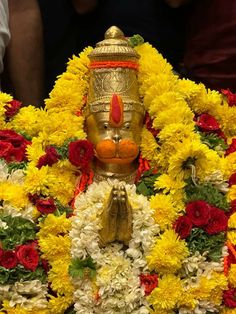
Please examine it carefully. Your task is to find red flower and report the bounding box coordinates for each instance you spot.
[0,250,18,269]
[0,130,31,162]
[68,140,94,169]
[185,200,211,227]
[16,244,39,271]
[229,173,236,187]
[37,146,60,169]
[144,112,159,137]
[229,200,236,216]
[0,248,3,262]
[140,273,158,295]
[4,99,21,118]
[226,139,236,156]
[203,206,228,235]
[41,258,50,273]
[223,288,236,308]
[222,89,236,107]
[174,215,193,239]
[0,141,13,158]
[36,198,56,214]
[196,113,220,132]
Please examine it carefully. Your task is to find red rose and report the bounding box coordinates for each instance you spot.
[229,200,236,216]
[36,198,56,214]
[68,140,94,169]
[41,258,50,273]
[223,288,236,308]
[16,244,39,271]
[222,89,236,107]
[0,141,13,158]
[144,112,159,137]
[174,215,193,239]
[140,273,158,295]
[0,248,3,262]
[203,206,228,235]
[0,130,31,162]
[37,146,60,169]
[229,173,236,187]
[0,250,18,269]
[186,200,211,227]
[226,139,236,156]
[196,113,220,132]
[4,99,21,118]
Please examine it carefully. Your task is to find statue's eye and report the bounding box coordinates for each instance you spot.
[103,122,109,130]
[124,122,130,130]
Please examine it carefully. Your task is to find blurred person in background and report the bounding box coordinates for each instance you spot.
[0,0,10,90]
[3,0,44,106]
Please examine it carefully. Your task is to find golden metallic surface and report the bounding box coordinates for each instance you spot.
[84,26,146,245]
[99,185,133,246]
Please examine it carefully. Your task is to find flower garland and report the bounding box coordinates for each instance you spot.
[0,35,236,313]
[70,180,159,313]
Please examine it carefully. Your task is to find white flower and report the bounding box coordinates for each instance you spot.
[0,218,8,229]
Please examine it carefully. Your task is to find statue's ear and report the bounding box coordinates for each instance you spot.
[109,94,124,128]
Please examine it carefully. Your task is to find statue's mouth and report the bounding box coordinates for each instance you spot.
[95,139,139,164]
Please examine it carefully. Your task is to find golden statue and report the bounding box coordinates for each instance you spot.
[84,26,145,245]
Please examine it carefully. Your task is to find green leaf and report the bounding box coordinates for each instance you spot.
[0,267,10,284]
[53,137,78,160]
[55,201,73,217]
[185,179,229,211]
[7,161,27,173]
[136,170,160,198]
[0,215,37,250]
[199,131,228,152]
[187,228,225,262]
[128,34,144,47]
[69,257,96,279]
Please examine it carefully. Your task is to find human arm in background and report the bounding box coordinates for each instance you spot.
[5,0,44,106]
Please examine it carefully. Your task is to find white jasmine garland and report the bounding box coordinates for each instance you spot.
[70,180,159,313]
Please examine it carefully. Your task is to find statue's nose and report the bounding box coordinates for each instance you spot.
[112,133,121,143]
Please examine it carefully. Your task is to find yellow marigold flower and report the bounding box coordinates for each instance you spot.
[146,229,189,274]
[221,152,236,179]
[147,274,183,311]
[38,234,71,262]
[153,105,194,130]
[43,111,85,146]
[0,92,12,104]
[48,259,74,295]
[150,194,181,231]
[66,47,93,76]
[148,91,183,118]
[9,106,47,137]
[190,271,227,304]
[0,182,28,209]
[228,185,236,202]
[228,231,236,245]
[229,264,236,287]
[26,135,45,165]
[168,138,220,181]
[38,213,71,238]
[143,74,178,109]
[214,101,236,138]
[47,163,77,205]
[154,174,186,194]
[48,294,73,314]
[176,78,202,101]
[140,127,159,166]
[228,212,236,229]
[24,165,50,195]
[158,122,196,146]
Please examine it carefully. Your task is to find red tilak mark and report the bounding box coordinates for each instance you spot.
[109,94,123,127]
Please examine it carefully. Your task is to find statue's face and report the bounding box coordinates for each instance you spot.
[86,110,143,165]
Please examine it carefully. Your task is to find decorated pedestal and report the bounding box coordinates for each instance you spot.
[0,26,236,314]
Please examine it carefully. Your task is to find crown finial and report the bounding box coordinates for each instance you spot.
[105,26,125,40]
